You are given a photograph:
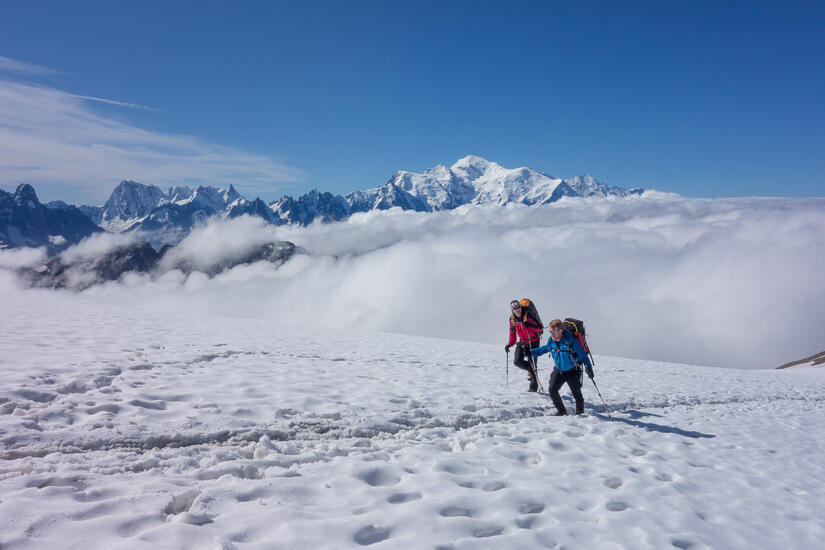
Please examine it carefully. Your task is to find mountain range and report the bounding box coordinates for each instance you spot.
[0,184,102,253]
[1,155,644,250]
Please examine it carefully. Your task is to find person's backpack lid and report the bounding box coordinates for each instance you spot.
[518,298,543,329]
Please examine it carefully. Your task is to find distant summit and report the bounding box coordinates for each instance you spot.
[78,182,279,246]
[1,184,102,251]
[270,155,645,225]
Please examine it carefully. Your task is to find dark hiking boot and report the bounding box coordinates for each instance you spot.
[527,387,537,393]
[575,406,585,415]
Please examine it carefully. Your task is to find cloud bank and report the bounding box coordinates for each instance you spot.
[4,194,822,370]
[0,79,303,204]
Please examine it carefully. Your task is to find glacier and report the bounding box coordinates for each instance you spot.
[0,289,823,549]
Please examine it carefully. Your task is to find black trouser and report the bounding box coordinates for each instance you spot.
[513,342,539,389]
[548,367,584,414]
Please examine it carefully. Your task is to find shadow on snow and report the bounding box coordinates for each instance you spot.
[594,409,715,439]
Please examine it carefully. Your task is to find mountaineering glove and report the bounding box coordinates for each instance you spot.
[586,366,594,379]
[505,344,512,353]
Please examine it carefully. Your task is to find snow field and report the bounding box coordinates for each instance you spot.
[1,290,824,549]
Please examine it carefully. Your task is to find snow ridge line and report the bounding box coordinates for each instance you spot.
[2,392,821,461]
[0,406,551,460]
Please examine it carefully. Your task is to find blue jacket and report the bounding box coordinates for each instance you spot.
[531,330,592,372]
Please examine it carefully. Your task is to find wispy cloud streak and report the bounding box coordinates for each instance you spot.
[69,94,158,111]
[0,55,66,75]
[0,79,303,204]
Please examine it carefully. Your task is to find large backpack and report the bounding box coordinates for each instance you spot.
[518,298,544,332]
[563,317,593,363]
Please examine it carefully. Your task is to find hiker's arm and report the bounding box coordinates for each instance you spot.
[531,344,549,357]
[572,337,592,368]
[507,321,517,347]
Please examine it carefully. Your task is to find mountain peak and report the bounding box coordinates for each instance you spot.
[450,155,501,181]
[14,183,40,206]
[100,180,167,229]
[452,155,495,169]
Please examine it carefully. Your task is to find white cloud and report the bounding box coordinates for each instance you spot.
[68,94,157,112]
[13,195,820,371]
[157,216,281,274]
[0,246,47,269]
[59,231,140,263]
[0,79,304,203]
[0,55,65,76]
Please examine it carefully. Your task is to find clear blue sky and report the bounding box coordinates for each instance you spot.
[1,0,824,203]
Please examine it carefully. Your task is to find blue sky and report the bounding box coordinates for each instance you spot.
[1,0,823,204]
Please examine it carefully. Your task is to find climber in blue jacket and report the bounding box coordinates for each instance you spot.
[531,318,593,415]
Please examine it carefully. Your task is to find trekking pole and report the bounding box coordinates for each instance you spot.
[529,354,545,393]
[589,376,611,419]
[527,342,553,406]
[505,350,509,388]
[527,339,545,393]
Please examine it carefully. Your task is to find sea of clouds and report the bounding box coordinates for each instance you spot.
[2,193,823,370]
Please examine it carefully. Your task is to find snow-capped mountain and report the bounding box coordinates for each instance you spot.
[564,173,644,198]
[125,186,250,246]
[226,196,282,224]
[76,181,261,246]
[0,184,102,251]
[270,155,644,225]
[96,180,168,230]
[270,190,352,225]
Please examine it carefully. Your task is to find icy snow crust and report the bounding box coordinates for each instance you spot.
[1,292,824,549]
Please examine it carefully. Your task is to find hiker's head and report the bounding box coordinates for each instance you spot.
[549,319,563,340]
[510,300,522,314]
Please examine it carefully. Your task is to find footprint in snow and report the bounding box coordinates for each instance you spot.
[606,500,630,512]
[355,467,401,487]
[604,477,623,489]
[517,501,545,514]
[86,404,120,415]
[517,516,538,529]
[387,492,421,504]
[128,399,167,410]
[436,458,486,476]
[439,506,474,517]
[353,524,391,546]
[472,526,504,538]
[481,480,506,492]
[128,364,154,371]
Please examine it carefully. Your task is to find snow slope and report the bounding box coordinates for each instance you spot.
[778,351,825,369]
[1,289,824,549]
